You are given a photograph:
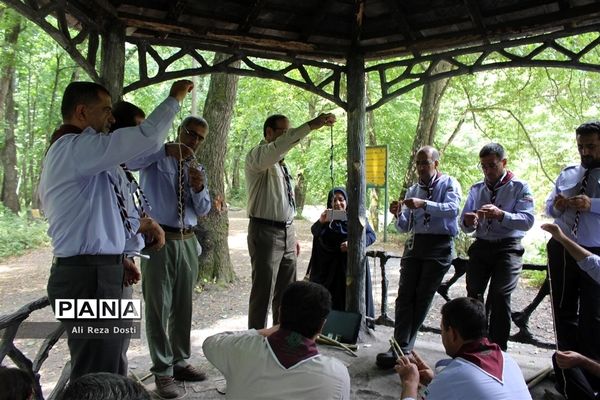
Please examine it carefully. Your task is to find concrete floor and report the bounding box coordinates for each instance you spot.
[139,324,559,399]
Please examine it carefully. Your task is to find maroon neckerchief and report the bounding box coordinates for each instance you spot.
[47,124,84,153]
[485,170,514,198]
[266,328,319,369]
[455,338,504,382]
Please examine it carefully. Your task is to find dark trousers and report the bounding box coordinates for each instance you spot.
[553,353,600,400]
[548,238,600,360]
[247,221,296,329]
[466,238,523,350]
[394,235,452,353]
[47,256,125,382]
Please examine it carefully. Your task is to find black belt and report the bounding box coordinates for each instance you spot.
[477,237,521,244]
[160,224,194,234]
[250,217,293,229]
[413,234,452,241]
[53,254,124,266]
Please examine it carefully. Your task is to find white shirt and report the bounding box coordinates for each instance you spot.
[424,353,532,400]
[203,330,350,400]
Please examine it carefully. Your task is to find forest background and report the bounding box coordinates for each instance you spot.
[0,5,596,285]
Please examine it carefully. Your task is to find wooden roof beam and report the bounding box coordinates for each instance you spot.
[384,0,421,56]
[300,0,335,41]
[238,0,268,33]
[463,0,487,36]
[558,0,572,12]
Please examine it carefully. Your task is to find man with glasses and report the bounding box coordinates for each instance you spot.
[376,146,461,368]
[460,143,534,351]
[245,113,336,330]
[126,116,211,398]
[545,121,600,383]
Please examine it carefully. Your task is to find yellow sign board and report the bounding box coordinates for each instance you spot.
[366,145,387,188]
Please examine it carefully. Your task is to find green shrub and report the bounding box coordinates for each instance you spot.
[0,206,50,259]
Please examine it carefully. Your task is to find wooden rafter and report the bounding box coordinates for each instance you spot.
[463,0,487,35]
[300,0,336,41]
[166,0,186,23]
[1,0,100,82]
[365,22,600,110]
[238,0,268,33]
[123,40,346,108]
[384,0,420,56]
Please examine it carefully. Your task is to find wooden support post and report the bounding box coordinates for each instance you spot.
[100,20,125,100]
[345,52,367,331]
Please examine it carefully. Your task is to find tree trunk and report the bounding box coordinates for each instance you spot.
[345,53,367,330]
[230,129,250,196]
[400,60,451,195]
[196,52,240,283]
[32,53,64,209]
[294,172,306,215]
[0,15,22,213]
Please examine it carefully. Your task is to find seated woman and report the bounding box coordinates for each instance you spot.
[308,187,376,318]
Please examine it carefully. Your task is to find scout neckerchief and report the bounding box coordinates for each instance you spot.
[484,170,514,232]
[418,171,442,227]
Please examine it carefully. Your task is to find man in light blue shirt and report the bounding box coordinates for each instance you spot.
[40,80,193,382]
[376,146,461,369]
[545,121,600,371]
[128,116,211,398]
[460,143,534,351]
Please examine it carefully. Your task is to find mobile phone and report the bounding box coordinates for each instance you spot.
[326,209,347,221]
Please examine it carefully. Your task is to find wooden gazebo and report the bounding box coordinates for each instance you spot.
[5,0,600,321]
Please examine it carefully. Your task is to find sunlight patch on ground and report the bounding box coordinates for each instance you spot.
[189,314,274,353]
[228,232,248,250]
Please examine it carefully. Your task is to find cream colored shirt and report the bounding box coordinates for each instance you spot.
[203,330,351,400]
[245,124,311,222]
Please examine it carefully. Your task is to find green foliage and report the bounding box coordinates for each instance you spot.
[3,12,600,264]
[0,205,49,259]
[520,270,547,288]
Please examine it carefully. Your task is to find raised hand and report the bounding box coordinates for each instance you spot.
[169,79,194,102]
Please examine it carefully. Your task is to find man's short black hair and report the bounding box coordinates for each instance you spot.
[111,101,146,131]
[441,297,487,341]
[61,81,111,120]
[58,372,150,400]
[279,281,331,338]
[263,114,287,137]
[576,121,600,138]
[0,366,34,400]
[479,142,505,160]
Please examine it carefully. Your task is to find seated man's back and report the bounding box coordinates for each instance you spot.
[426,352,530,399]
[203,329,349,400]
[203,281,350,400]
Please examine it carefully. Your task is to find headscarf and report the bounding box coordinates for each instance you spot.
[326,187,348,235]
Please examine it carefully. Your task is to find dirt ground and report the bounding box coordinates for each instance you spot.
[0,209,555,397]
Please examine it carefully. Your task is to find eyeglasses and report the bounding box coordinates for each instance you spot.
[183,126,204,141]
[478,161,501,170]
[415,160,434,167]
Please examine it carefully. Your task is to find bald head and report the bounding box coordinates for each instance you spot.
[415,146,440,182]
[417,146,440,161]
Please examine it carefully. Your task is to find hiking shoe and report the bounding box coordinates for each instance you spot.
[173,364,207,381]
[376,349,397,369]
[155,375,180,399]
